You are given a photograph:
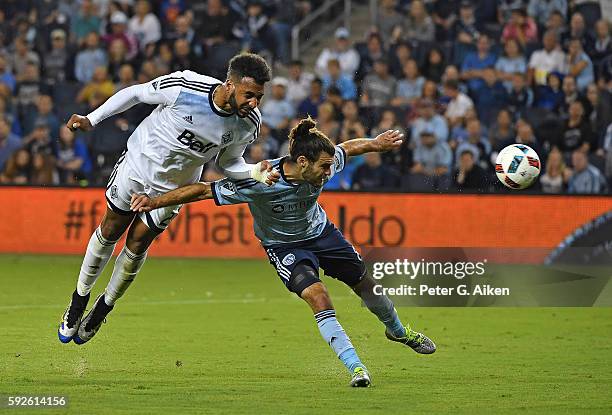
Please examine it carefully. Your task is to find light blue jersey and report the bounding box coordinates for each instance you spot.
[211,146,347,246]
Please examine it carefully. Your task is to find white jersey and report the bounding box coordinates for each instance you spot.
[87,71,261,192]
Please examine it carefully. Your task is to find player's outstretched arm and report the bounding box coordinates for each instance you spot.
[130,183,213,213]
[339,130,404,157]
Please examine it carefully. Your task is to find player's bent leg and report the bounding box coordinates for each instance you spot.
[58,207,134,343]
[351,276,436,355]
[293,263,371,387]
[74,217,157,345]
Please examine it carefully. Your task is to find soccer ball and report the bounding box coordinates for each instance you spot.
[495,144,541,189]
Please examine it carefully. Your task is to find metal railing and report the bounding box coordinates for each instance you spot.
[291,0,352,60]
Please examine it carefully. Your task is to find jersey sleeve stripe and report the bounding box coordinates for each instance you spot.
[210,182,222,206]
[159,82,212,93]
[160,77,217,88]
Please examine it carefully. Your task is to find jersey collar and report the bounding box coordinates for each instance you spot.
[279,157,299,187]
[209,84,233,118]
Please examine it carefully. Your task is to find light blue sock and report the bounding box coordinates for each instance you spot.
[361,293,407,338]
[315,309,365,373]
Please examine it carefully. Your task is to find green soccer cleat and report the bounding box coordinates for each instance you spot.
[349,367,371,387]
[385,327,436,354]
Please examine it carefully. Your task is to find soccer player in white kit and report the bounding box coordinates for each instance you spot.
[58,53,280,345]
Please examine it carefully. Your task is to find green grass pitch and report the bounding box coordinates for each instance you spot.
[0,254,611,414]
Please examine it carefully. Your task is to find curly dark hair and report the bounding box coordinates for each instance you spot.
[227,53,272,85]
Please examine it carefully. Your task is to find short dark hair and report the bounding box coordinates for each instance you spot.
[227,53,272,85]
[289,59,303,67]
[288,117,336,163]
[444,79,459,91]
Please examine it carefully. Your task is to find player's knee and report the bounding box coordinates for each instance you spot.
[351,274,376,296]
[125,219,157,255]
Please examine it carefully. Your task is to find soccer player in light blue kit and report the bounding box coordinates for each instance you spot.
[131,117,436,387]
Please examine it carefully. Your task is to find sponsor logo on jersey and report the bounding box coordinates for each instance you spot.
[110,185,118,199]
[282,253,295,266]
[219,181,237,196]
[183,115,193,124]
[176,130,217,154]
[222,131,233,145]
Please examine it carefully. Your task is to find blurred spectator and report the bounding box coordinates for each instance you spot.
[297,78,324,118]
[585,84,612,145]
[502,7,538,48]
[534,71,563,111]
[55,125,92,184]
[452,1,482,45]
[245,1,274,56]
[444,79,474,126]
[392,59,425,108]
[322,59,357,100]
[356,32,386,82]
[246,142,266,164]
[316,102,340,139]
[540,148,571,193]
[411,99,449,145]
[495,38,528,92]
[589,19,612,70]
[527,0,567,27]
[129,0,162,52]
[422,47,446,83]
[71,0,101,45]
[1,149,31,184]
[389,41,414,79]
[23,120,53,156]
[452,149,489,192]
[323,87,344,121]
[42,29,70,85]
[0,115,21,173]
[404,0,435,42]
[11,38,41,82]
[561,12,593,50]
[198,0,235,49]
[15,63,50,118]
[116,64,136,90]
[160,0,186,26]
[474,68,508,127]
[489,109,516,151]
[454,118,491,169]
[315,27,360,79]
[166,14,199,55]
[568,149,608,193]
[171,38,198,72]
[351,152,399,190]
[376,0,404,47]
[360,59,396,108]
[152,42,174,74]
[261,77,294,133]
[108,38,130,80]
[528,30,566,86]
[565,37,594,92]
[411,130,452,190]
[602,123,612,181]
[23,95,59,138]
[75,32,107,83]
[0,55,16,93]
[286,60,314,108]
[461,34,497,96]
[545,10,567,39]
[339,100,367,143]
[498,0,527,24]
[102,11,138,60]
[371,109,407,171]
[29,152,56,185]
[76,66,115,109]
[557,100,593,154]
[512,118,543,156]
[253,122,279,159]
[559,74,583,117]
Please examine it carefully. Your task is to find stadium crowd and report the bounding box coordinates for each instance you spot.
[0,0,610,194]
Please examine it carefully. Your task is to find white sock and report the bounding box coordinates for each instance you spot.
[76,227,117,296]
[104,246,147,306]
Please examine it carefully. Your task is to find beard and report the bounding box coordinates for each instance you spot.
[229,92,251,118]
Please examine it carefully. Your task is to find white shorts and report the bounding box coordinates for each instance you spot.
[105,152,181,233]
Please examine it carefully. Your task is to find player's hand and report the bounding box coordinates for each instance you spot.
[130,194,156,213]
[374,129,404,152]
[67,114,93,131]
[261,160,280,186]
